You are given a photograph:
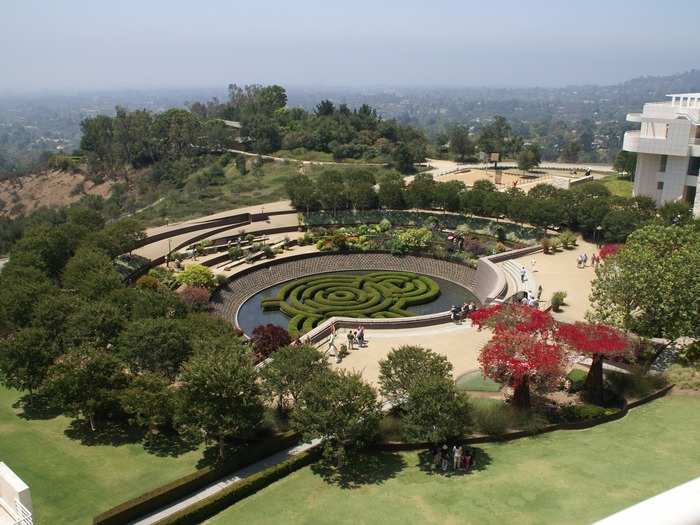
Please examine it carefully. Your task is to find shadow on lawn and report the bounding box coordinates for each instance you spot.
[416,447,493,477]
[311,452,406,489]
[64,419,146,447]
[142,432,199,458]
[14,394,62,421]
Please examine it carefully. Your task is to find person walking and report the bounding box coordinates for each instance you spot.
[583,253,588,267]
[328,331,339,363]
[520,266,527,283]
[441,445,449,471]
[530,257,537,272]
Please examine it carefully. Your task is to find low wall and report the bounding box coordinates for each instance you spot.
[472,245,542,303]
[374,384,675,451]
[135,213,252,248]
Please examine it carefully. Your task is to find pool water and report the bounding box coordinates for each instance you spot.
[236,270,477,336]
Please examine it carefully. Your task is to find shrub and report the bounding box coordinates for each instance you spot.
[665,364,700,391]
[606,368,668,399]
[541,238,552,253]
[550,291,567,311]
[560,230,577,248]
[92,432,300,525]
[178,286,210,311]
[263,246,275,259]
[553,403,616,423]
[135,275,161,290]
[176,265,217,289]
[676,341,700,366]
[565,368,587,393]
[228,246,244,260]
[494,242,508,253]
[599,243,622,259]
[251,324,292,362]
[549,236,562,251]
[472,399,513,435]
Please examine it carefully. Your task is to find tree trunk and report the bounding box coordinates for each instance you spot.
[218,432,226,460]
[512,377,531,410]
[584,354,605,405]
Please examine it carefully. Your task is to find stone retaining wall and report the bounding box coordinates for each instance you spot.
[211,252,477,328]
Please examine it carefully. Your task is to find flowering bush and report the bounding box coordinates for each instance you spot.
[599,243,622,259]
[179,286,210,311]
[251,324,292,362]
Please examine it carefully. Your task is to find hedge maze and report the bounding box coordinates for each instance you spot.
[261,271,441,337]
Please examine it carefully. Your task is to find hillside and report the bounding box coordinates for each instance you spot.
[0,170,112,218]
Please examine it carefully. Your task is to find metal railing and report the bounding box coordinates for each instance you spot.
[12,500,32,525]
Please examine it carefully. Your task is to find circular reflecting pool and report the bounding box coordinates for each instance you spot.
[236,270,477,337]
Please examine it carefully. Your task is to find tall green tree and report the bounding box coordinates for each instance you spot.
[589,224,700,344]
[292,369,380,466]
[117,318,192,379]
[120,372,176,433]
[377,173,406,209]
[259,345,329,410]
[378,345,453,405]
[176,344,263,460]
[43,344,127,431]
[0,327,60,397]
[62,247,123,299]
[448,125,474,161]
[402,376,471,445]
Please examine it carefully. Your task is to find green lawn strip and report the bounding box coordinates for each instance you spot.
[455,370,502,392]
[204,396,700,525]
[598,175,633,198]
[0,387,202,525]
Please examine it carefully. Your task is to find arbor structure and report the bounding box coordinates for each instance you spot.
[556,322,628,404]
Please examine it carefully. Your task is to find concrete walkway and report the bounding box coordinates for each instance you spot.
[130,439,320,525]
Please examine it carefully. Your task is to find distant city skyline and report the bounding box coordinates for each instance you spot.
[1,0,699,93]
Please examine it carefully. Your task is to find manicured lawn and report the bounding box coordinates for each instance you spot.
[598,174,634,198]
[205,396,700,525]
[455,370,502,392]
[0,387,203,525]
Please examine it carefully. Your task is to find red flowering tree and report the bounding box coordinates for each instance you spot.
[598,243,622,260]
[556,322,628,404]
[179,286,210,311]
[479,329,566,409]
[471,305,565,410]
[251,324,292,362]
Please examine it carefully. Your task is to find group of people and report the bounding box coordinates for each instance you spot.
[450,302,477,323]
[576,253,601,268]
[432,444,476,472]
[327,325,366,363]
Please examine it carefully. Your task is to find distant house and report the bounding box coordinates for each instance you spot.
[220,120,242,142]
[0,462,32,525]
[623,93,700,216]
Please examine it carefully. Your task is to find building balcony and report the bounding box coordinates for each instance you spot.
[622,130,641,152]
[626,113,643,123]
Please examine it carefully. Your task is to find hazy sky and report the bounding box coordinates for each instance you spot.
[1,0,698,93]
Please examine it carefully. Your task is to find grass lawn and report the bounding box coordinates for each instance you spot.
[455,370,502,392]
[598,174,634,198]
[205,396,700,525]
[0,387,203,525]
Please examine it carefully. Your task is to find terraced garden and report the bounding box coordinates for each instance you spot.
[261,271,441,337]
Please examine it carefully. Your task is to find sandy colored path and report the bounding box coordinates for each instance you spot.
[329,322,492,389]
[511,237,598,322]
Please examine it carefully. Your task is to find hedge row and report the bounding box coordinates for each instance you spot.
[154,446,322,525]
[93,432,299,525]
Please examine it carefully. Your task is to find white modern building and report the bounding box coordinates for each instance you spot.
[0,463,32,525]
[623,93,700,216]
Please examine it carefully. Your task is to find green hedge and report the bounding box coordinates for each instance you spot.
[93,432,299,525]
[155,446,322,525]
[261,271,441,337]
